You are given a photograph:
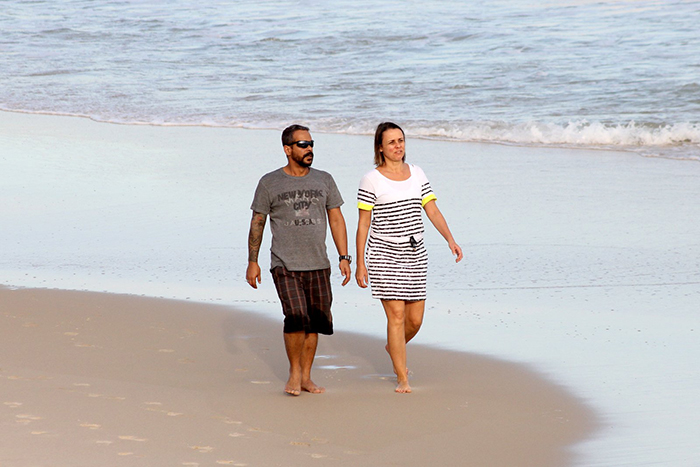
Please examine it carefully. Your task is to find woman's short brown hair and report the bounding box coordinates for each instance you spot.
[373,122,405,166]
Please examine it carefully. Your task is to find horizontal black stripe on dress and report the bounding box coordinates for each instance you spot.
[372,204,421,216]
[367,255,428,264]
[374,204,421,221]
[367,261,428,271]
[367,237,425,250]
[372,292,426,302]
[370,284,426,291]
[372,227,424,238]
[368,257,427,267]
[358,189,376,204]
[372,196,421,207]
[373,203,422,216]
[368,259,427,268]
[370,278,427,287]
[372,286,425,300]
[373,214,421,224]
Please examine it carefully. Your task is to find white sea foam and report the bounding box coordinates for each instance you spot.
[414,120,700,146]
[408,120,700,160]
[6,107,698,161]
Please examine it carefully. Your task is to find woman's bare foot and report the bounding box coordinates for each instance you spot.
[395,380,412,393]
[301,379,325,394]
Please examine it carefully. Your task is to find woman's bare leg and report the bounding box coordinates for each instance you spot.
[404,300,425,344]
[381,300,411,393]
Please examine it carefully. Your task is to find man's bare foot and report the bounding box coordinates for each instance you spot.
[301,379,325,394]
[285,374,301,396]
[395,380,412,393]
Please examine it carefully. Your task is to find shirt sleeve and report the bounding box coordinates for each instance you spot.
[325,173,344,210]
[414,165,437,207]
[250,179,272,214]
[357,172,376,211]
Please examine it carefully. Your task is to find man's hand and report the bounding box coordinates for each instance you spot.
[246,261,261,289]
[339,260,351,286]
[246,211,266,289]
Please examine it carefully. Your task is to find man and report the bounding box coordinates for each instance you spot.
[246,124,352,396]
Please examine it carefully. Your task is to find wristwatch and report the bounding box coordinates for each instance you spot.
[339,255,352,264]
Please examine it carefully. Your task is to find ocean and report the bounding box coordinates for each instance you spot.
[1,0,699,160]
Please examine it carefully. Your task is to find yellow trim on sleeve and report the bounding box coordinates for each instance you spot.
[421,194,437,207]
[358,202,374,211]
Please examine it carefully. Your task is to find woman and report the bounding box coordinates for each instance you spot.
[356,122,463,393]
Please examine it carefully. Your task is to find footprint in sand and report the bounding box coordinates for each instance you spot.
[15,414,42,425]
[119,435,148,442]
[190,446,214,453]
[141,402,183,417]
[88,393,126,401]
[247,427,267,433]
[216,417,243,425]
[80,423,101,430]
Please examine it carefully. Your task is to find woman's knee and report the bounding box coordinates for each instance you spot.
[404,301,425,329]
[406,315,423,330]
[382,302,406,324]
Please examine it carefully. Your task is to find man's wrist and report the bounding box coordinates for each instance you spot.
[339,255,352,264]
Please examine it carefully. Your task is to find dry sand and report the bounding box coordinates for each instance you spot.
[1,286,595,466]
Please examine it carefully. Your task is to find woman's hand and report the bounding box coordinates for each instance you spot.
[449,242,464,263]
[355,263,369,288]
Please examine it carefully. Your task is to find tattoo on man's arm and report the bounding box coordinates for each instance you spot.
[248,212,267,262]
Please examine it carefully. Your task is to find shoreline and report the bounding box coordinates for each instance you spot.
[0,285,596,466]
[2,108,696,162]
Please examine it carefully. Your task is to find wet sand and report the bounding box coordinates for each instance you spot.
[1,286,595,466]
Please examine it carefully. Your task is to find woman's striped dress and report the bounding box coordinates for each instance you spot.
[357,165,437,301]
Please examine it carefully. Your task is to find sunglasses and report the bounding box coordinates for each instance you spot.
[289,140,314,149]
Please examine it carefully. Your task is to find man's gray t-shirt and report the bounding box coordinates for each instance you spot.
[251,167,344,271]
